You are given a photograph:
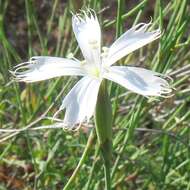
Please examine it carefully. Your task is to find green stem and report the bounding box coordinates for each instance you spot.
[63,130,94,190]
[101,139,112,190]
[95,80,113,190]
[104,161,111,190]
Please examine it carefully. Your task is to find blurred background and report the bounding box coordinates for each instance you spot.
[0,0,190,189]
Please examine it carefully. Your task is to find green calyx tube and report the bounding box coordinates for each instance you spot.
[95,80,112,190]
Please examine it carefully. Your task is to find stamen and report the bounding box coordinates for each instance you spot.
[67,53,74,59]
[80,60,86,66]
[67,53,80,62]
[88,39,98,45]
[88,39,99,49]
[102,47,109,53]
[91,44,99,49]
[101,47,109,58]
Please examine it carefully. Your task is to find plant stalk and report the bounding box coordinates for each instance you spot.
[95,80,112,190]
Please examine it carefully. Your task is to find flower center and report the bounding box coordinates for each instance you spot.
[90,66,100,78]
[80,47,110,79]
[81,60,101,78]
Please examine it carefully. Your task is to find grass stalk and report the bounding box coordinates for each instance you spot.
[63,130,95,190]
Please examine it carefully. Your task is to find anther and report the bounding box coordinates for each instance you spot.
[67,53,74,59]
[101,47,109,58]
[81,60,86,65]
[88,39,98,45]
[102,47,109,53]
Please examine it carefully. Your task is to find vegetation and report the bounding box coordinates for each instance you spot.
[0,0,190,189]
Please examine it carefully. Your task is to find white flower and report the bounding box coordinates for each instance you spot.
[12,9,172,128]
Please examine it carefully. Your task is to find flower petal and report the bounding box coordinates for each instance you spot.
[103,66,172,96]
[56,76,101,128]
[12,56,85,82]
[105,23,161,66]
[72,10,101,66]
